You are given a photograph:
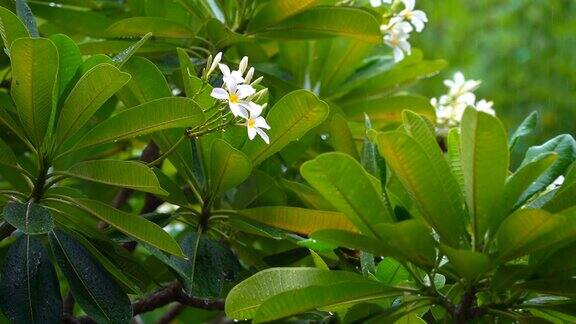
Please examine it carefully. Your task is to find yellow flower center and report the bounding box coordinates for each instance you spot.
[405,11,413,20]
[247,118,256,128]
[229,93,239,103]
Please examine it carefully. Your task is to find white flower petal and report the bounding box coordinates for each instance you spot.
[230,102,249,119]
[411,18,426,32]
[236,84,256,99]
[256,128,270,144]
[393,46,405,62]
[402,0,415,10]
[254,116,270,129]
[412,10,428,23]
[247,126,257,140]
[246,102,263,116]
[211,88,229,100]
[218,63,231,77]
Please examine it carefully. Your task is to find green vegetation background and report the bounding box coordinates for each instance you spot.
[415,0,575,142]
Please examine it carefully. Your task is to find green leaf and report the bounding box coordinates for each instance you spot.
[441,245,492,281]
[55,63,131,143]
[447,127,465,192]
[514,278,576,298]
[186,232,241,298]
[509,111,539,149]
[62,160,167,195]
[106,17,194,38]
[519,134,576,203]
[0,137,22,171]
[338,58,447,103]
[342,95,435,126]
[239,207,356,235]
[247,0,320,32]
[208,139,252,196]
[49,34,82,102]
[70,97,205,152]
[460,108,510,242]
[0,6,30,52]
[253,281,403,323]
[241,90,329,165]
[0,235,61,324]
[375,258,410,285]
[113,32,152,68]
[225,268,374,320]
[376,131,467,247]
[69,198,185,257]
[544,164,576,213]
[10,37,59,146]
[3,201,55,235]
[311,229,391,256]
[301,152,393,238]
[253,7,381,43]
[281,179,335,211]
[495,209,565,262]
[16,0,38,37]
[504,153,558,211]
[373,220,437,266]
[49,229,132,323]
[329,114,360,160]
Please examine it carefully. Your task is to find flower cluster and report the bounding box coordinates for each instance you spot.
[207,54,270,144]
[373,0,428,62]
[431,71,495,135]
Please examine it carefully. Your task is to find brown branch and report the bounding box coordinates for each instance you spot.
[157,303,186,324]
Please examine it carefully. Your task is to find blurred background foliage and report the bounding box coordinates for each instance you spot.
[414,0,575,142]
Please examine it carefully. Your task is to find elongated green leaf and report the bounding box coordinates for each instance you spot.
[441,245,492,281]
[16,0,38,37]
[113,32,152,68]
[71,97,205,152]
[301,152,392,238]
[69,198,184,257]
[519,135,576,203]
[3,201,54,235]
[49,229,132,323]
[495,209,565,262]
[338,58,447,103]
[544,166,576,213]
[79,40,174,56]
[49,34,82,102]
[460,108,509,242]
[375,258,409,285]
[248,0,320,32]
[254,281,403,323]
[514,278,576,298]
[282,179,335,211]
[0,137,21,170]
[509,111,539,149]
[343,95,435,126]
[504,153,557,211]
[239,206,356,235]
[447,127,465,192]
[225,268,372,319]
[106,17,194,38]
[373,220,437,266]
[319,38,375,95]
[62,160,167,195]
[242,90,329,165]
[0,6,30,52]
[10,37,59,146]
[330,114,360,160]
[56,63,131,142]
[254,7,381,43]
[377,131,467,247]
[0,235,61,324]
[208,139,252,196]
[311,229,391,256]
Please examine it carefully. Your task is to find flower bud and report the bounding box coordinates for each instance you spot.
[239,56,249,74]
[244,67,255,84]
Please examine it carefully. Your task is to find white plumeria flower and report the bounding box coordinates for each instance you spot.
[444,72,481,98]
[244,102,271,144]
[382,21,413,62]
[370,0,392,7]
[475,99,496,116]
[392,0,428,32]
[210,82,256,118]
[218,63,244,87]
